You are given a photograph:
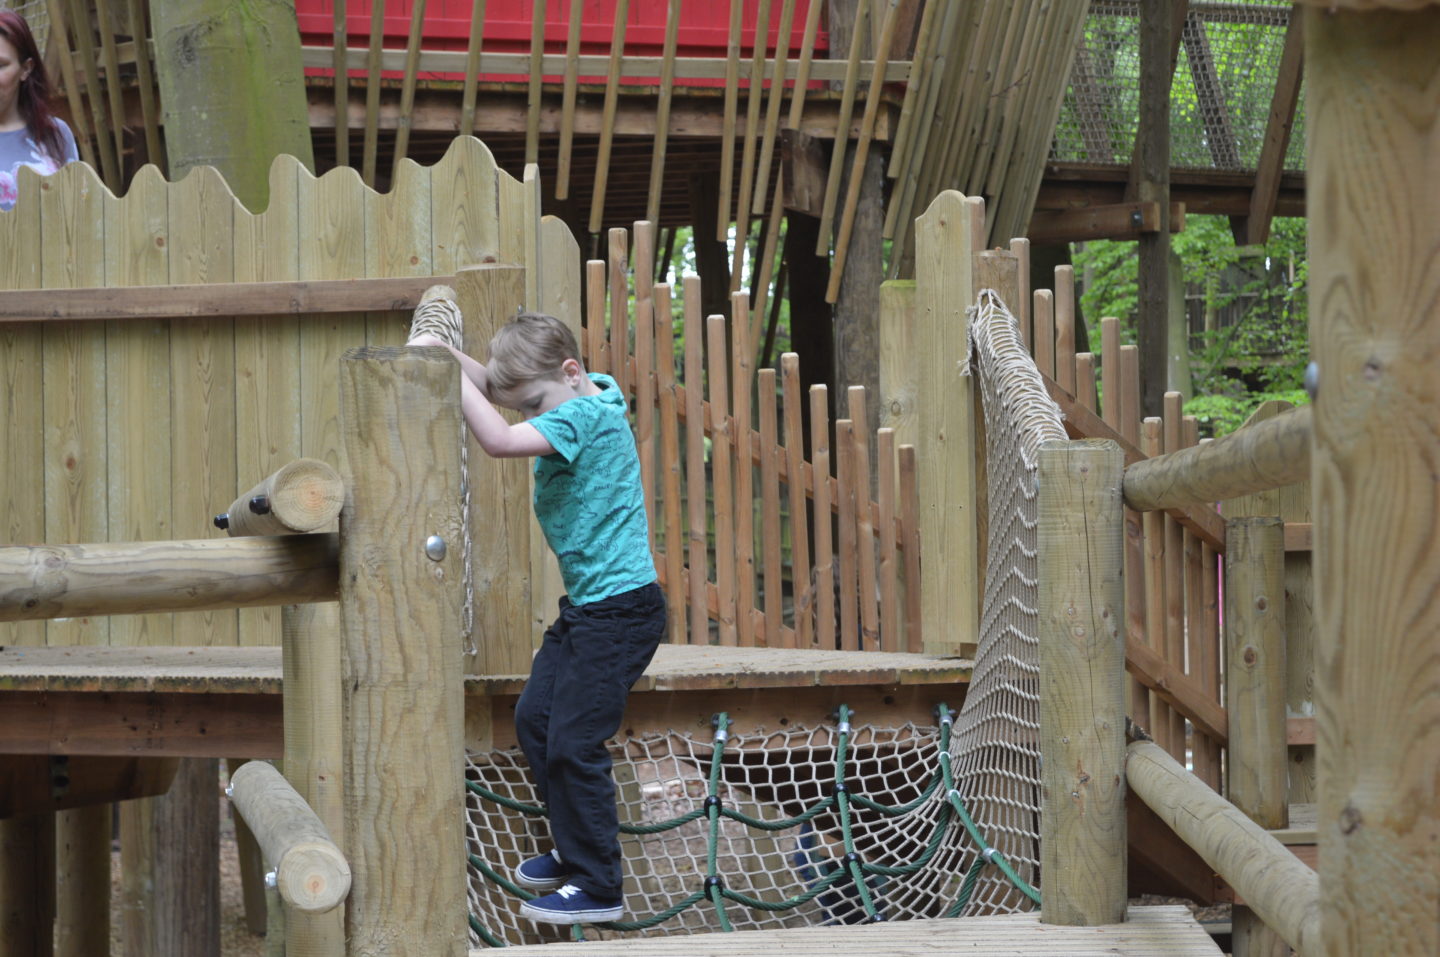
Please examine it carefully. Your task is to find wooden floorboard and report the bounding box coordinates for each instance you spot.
[480,906,1223,956]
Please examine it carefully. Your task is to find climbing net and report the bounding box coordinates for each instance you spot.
[461,289,1064,946]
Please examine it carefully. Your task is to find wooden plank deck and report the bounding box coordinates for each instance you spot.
[0,644,973,757]
[480,906,1222,956]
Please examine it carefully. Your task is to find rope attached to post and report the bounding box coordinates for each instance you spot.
[408,285,477,656]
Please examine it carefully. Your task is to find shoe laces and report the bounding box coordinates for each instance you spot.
[556,884,581,899]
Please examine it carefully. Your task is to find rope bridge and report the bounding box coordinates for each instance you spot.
[449,288,1065,946]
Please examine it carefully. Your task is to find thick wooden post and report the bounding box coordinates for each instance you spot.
[338,345,467,956]
[1038,439,1127,925]
[55,806,108,957]
[1224,517,1288,956]
[1306,6,1440,955]
[455,264,533,676]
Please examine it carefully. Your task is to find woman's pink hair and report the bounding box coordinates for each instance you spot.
[0,10,67,164]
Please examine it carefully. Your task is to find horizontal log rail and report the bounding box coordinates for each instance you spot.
[300,45,913,86]
[1123,405,1312,512]
[0,535,339,622]
[228,761,351,914]
[1127,740,1320,954]
[0,276,456,324]
[1043,375,1226,550]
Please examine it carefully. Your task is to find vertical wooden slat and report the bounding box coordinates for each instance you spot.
[758,368,783,646]
[814,0,872,257]
[781,353,810,649]
[707,313,737,645]
[608,228,629,398]
[877,427,897,652]
[810,384,833,649]
[93,0,128,175]
[633,221,658,550]
[731,290,756,646]
[525,0,548,165]
[586,259,607,374]
[646,0,685,225]
[898,443,921,652]
[391,0,428,177]
[333,0,350,167]
[41,163,110,648]
[459,0,488,139]
[683,277,708,645]
[835,418,858,651]
[361,0,386,187]
[1120,345,1141,446]
[0,167,43,649]
[848,387,879,650]
[716,0,745,240]
[1010,236,1031,349]
[168,165,238,647]
[656,283,685,643]
[1182,416,1210,787]
[64,0,119,186]
[1075,353,1098,412]
[429,136,502,274]
[44,0,99,170]
[1200,539,1222,790]
[1140,416,1172,753]
[588,0,632,235]
[1100,315,1120,430]
[555,0,582,198]
[104,165,171,649]
[1162,391,1187,757]
[1054,264,1076,394]
[750,0,798,220]
[730,0,775,294]
[1032,288,1054,379]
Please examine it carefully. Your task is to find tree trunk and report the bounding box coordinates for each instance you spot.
[149,0,315,210]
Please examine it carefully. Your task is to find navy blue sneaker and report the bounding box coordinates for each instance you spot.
[520,883,624,923]
[514,850,571,892]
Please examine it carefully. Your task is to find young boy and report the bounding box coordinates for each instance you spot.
[412,313,665,924]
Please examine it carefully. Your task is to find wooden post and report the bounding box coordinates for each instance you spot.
[1225,517,1288,956]
[455,264,532,676]
[0,815,55,957]
[1135,0,1173,417]
[1306,6,1440,955]
[55,806,108,957]
[338,345,467,956]
[1038,439,1126,926]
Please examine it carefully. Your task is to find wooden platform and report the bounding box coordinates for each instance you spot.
[0,644,972,757]
[480,906,1222,956]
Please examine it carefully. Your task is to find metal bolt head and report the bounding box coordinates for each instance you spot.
[224,784,233,799]
[1304,361,1319,400]
[425,535,447,561]
[264,870,278,888]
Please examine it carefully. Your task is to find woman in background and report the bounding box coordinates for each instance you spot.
[0,10,78,210]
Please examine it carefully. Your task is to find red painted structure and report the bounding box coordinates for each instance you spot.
[296,0,829,86]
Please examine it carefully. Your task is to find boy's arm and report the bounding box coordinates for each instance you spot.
[409,334,492,397]
[456,375,556,458]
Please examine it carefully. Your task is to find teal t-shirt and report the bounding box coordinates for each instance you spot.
[527,373,656,605]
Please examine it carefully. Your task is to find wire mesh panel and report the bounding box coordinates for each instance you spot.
[1052,0,1304,172]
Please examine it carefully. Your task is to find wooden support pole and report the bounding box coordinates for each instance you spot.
[1128,739,1318,954]
[1224,516,1288,957]
[1305,6,1440,955]
[338,344,466,956]
[229,762,350,915]
[220,458,345,537]
[1123,405,1311,512]
[1038,439,1127,926]
[55,805,108,957]
[0,536,338,622]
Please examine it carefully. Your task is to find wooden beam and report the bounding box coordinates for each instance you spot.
[0,756,179,818]
[1240,9,1304,246]
[1027,202,1186,244]
[1038,163,1306,219]
[0,276,456,323]
[0,691,283,758]
[0,535,339,622]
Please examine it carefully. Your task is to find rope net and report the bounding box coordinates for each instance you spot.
[462,289,1064,945]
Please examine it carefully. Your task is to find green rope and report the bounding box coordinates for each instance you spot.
[466,701,1043,945]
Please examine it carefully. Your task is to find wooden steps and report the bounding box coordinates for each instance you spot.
[483,905,1222,956]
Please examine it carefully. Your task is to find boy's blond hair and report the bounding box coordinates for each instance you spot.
[486,313,583,399]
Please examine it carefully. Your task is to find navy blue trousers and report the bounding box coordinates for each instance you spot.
[514,582,666,900]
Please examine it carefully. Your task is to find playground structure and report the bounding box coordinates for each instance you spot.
[0,4,1437,957]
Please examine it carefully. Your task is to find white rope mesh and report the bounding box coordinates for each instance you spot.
[461,289,1065,944]
[407,287,476,655]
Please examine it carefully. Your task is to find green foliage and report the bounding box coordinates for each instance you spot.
[1072,214,1310,437]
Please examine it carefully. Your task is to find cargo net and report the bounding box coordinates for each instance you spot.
[1052,0,1303,171]
[463,290,1062,946]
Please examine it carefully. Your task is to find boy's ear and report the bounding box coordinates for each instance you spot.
[561,357,584,381]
